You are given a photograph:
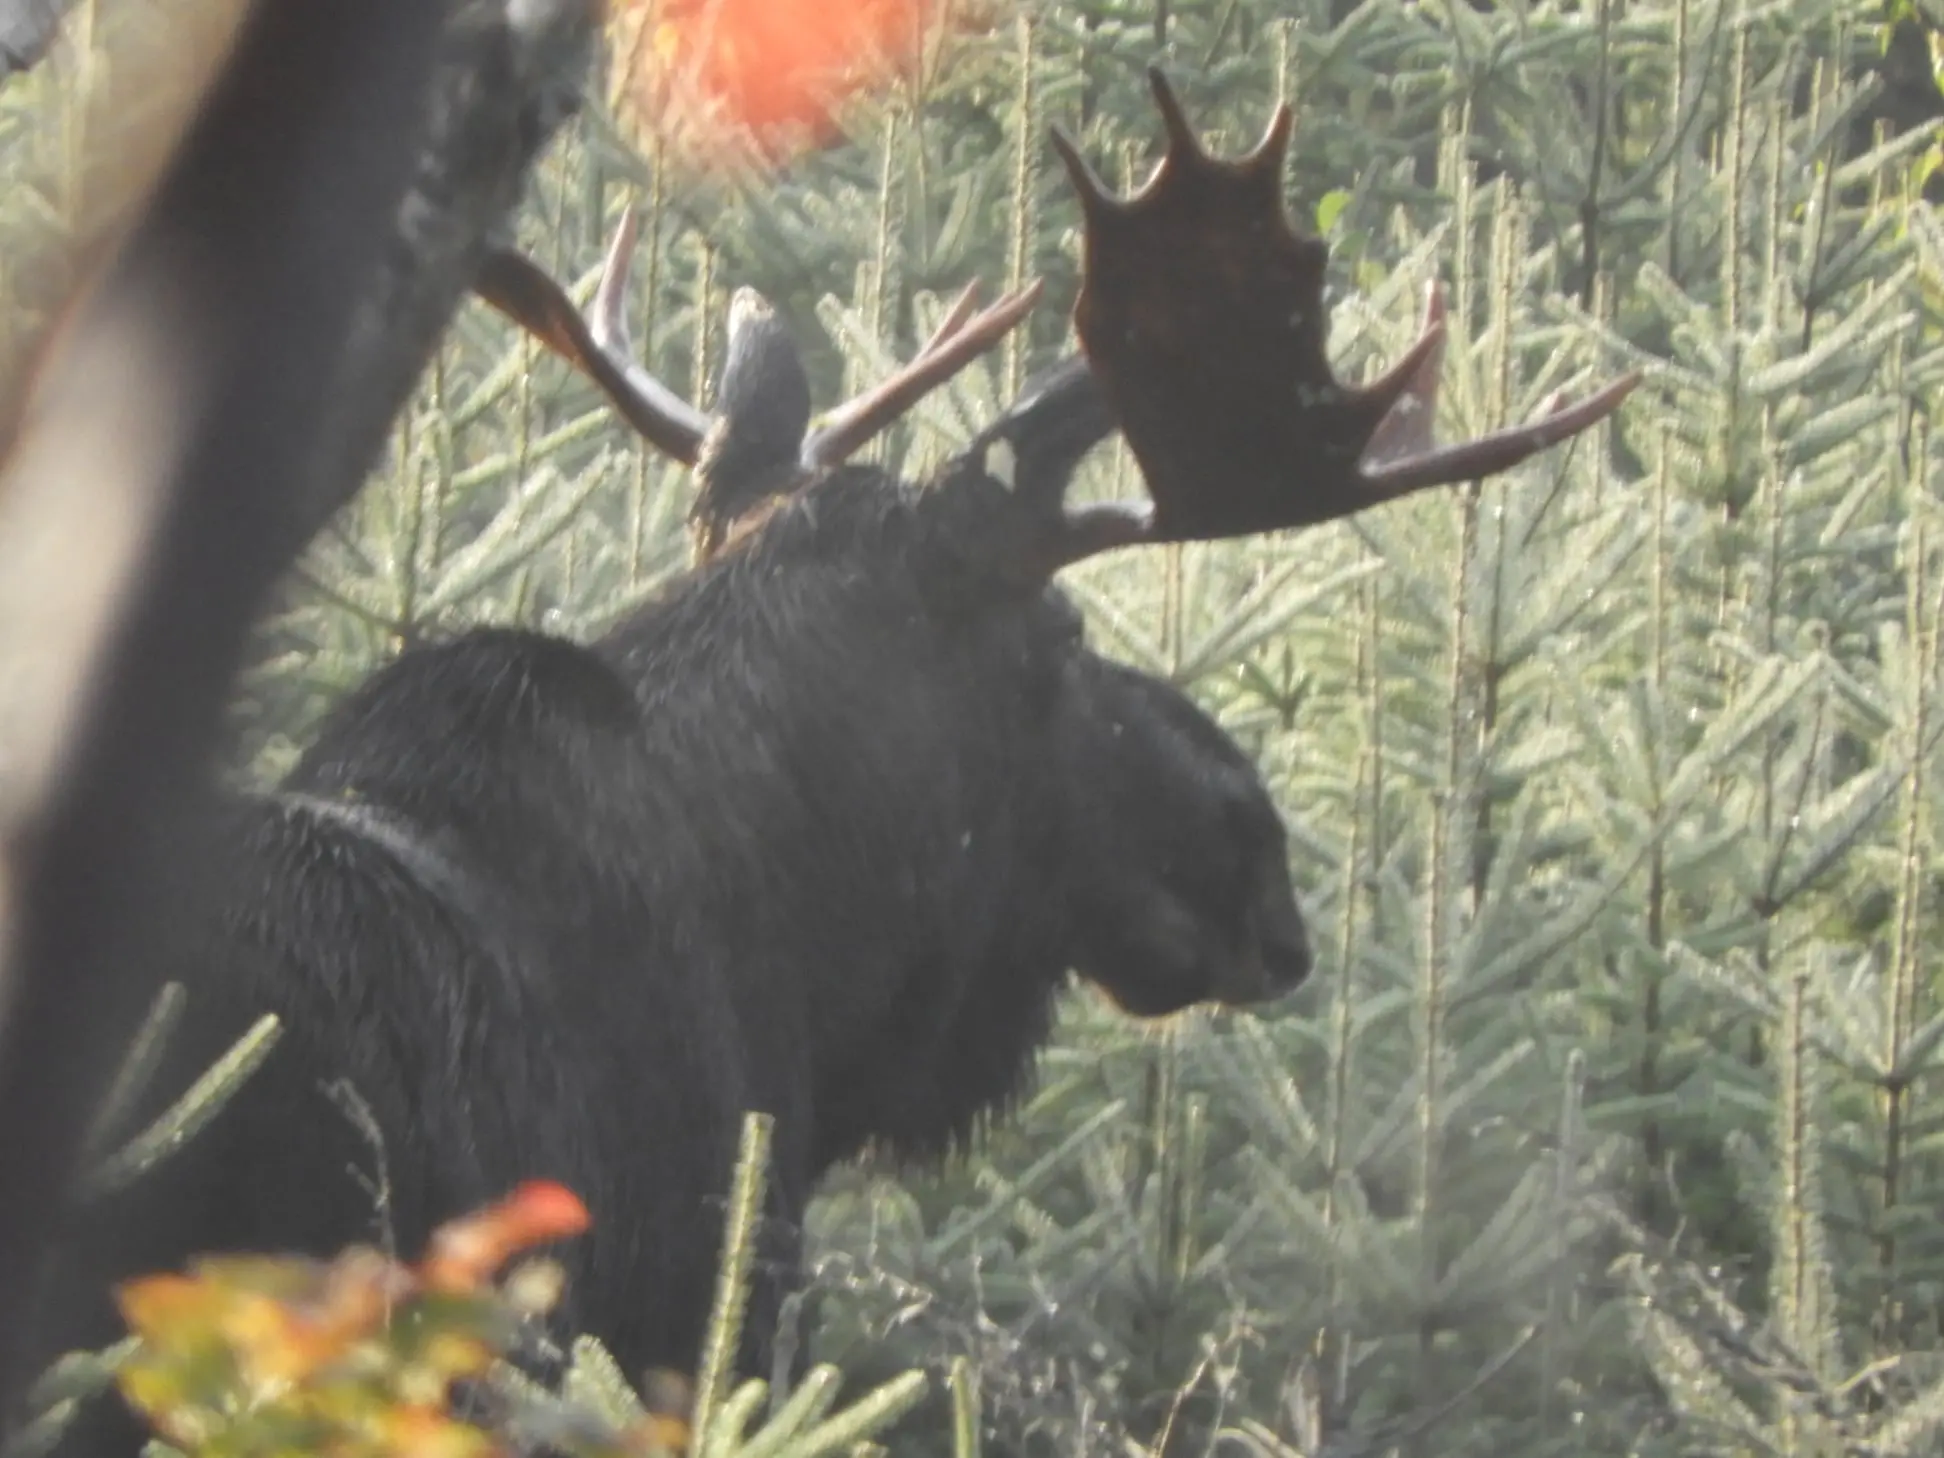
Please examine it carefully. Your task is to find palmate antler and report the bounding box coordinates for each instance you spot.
[1026,69,1639,566]
[475,214,1040,561]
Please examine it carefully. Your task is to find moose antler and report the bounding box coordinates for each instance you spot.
[477,215,713,466]
[475,214,1040,561]
[1028,69,1639,565]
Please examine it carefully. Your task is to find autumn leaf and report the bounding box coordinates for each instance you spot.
[108,1183,607,1458]
[418,1180,590,1294]
[607,0,945,159]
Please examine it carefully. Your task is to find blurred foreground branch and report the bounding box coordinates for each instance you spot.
[0,0,72,76]
[0,0,599,1426]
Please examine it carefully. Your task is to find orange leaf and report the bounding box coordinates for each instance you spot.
[420,1181,589,1293]
[218,1289,320,1387]
[116,1273,223,1344]
[611,0,940,158]
[376,1403,503,1458]
[629,1411,693,1455]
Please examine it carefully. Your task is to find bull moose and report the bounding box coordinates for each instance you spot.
[23,69,1635,1448]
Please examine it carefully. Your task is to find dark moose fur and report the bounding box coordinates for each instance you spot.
[36,452,1311,1420]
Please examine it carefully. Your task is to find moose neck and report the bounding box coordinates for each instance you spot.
[594,464,1087,1171]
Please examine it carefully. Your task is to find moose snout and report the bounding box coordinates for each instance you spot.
[1261,898,1313,992]
[1213,885,1312,1007]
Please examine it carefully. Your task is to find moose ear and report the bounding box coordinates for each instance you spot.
[1035,69,1638,563]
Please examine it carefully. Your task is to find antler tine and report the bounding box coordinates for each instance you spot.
[1361,371,1642,499]
[1049,127,1121,223]
[1146,68,1205,159]
[801,278,1045,469]
[1241,101,1296,182]
[591,209,644,360]
[919,280,985,359]
[474,218,711,466]
[1358,282,1449,470]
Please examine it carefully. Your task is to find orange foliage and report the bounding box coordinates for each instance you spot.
[610,0,942,157]
[108,1183,681,1458]
[420,1179,590,1294]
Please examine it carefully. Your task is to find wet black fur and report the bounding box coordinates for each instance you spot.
[29,457,1309,1439]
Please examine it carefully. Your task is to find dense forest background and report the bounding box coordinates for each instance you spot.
[9,0,1944,1452]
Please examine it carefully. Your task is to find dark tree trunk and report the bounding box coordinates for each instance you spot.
[0,0,599,1427]
[292,0,603,553]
